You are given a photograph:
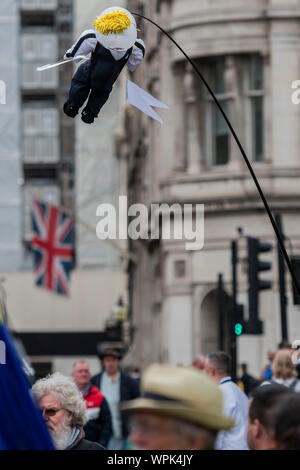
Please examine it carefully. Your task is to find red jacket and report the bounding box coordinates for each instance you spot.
[84,385,104,416]
[83,384,112,447]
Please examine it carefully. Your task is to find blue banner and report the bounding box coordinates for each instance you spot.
[0,324,54,450]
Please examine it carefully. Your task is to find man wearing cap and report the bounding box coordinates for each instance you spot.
[91,348,140,450]
[121,364,234,450]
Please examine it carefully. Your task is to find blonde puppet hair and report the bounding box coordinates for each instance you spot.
[93,10,131,36]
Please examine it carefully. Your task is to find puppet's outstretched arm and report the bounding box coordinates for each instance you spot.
[127,39,146,72]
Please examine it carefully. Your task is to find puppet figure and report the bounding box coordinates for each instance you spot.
[63,7,145,124]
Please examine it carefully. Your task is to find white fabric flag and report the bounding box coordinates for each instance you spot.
[126,79,169,124]
[37,55,88,71]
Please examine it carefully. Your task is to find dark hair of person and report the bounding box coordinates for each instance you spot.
[249,384,293,432]
[278,340,292,349]
[207,351,231,376]
[274,393,300,450]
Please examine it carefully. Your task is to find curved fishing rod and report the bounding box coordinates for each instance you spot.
[133,11,300,297]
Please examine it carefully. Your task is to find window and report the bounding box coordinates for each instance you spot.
[203,54,265,167]
[22,63,58,89]
[24,136,59,163]
[23,107,59,163]
[21,33,58,89]
[20,0,58,10]
[206,58,230,166]
[174,260,186,278]
[22,33,58,61]
[246,54,264,162]
[213,101,229,165]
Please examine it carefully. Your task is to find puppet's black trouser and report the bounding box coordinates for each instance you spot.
[66,64,111,116]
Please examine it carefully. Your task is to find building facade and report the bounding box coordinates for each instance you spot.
[123,0,300,375]
[0,0,127,377]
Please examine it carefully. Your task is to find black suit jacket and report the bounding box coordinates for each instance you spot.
[91,370,140,438]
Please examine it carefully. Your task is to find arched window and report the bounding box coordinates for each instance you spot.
[199,288,232,355]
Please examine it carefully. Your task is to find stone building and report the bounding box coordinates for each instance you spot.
[122,0,300,375]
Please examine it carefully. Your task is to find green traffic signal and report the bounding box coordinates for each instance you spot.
[235,323,243,335]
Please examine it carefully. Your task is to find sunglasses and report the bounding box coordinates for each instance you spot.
[42,408,63,417]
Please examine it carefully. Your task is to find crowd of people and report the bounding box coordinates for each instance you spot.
[30,342,300,450]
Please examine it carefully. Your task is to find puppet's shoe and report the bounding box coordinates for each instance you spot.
[63,102,78,118]
[81,108,95,124]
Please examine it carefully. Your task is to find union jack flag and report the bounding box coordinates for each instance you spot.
[31,200,74,296]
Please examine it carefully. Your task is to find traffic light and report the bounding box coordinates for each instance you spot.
[233,304,245,336]
[246,236,272,334]
[235,323,243,335]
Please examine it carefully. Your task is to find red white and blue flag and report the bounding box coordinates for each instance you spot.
[31,200,74,296]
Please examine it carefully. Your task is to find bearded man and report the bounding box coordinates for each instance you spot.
[32,372,103,450]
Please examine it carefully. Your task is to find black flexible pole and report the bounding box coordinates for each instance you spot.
[133,12,300,297]
[231,242,238,381]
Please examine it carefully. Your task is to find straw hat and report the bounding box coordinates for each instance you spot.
[121,364,234,431]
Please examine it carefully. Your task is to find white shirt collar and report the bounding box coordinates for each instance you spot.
[219,376,232,384]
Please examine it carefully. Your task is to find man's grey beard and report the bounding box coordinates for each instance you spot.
[48,419,72,450]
